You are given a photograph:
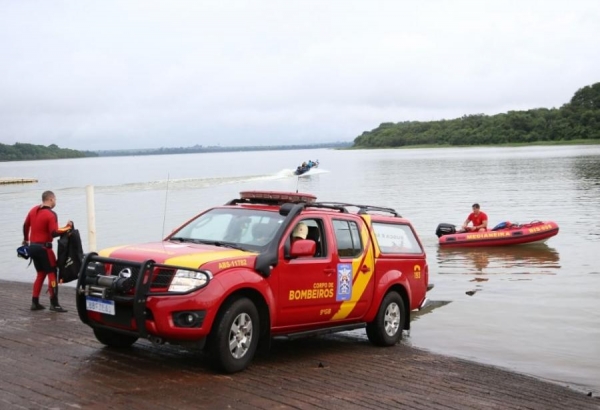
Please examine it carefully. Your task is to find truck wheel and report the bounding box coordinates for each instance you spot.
[93,328,138,348]
[208,297,260,373]
[366,291,406,346]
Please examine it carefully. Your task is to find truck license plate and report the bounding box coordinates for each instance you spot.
[86,296,115,315]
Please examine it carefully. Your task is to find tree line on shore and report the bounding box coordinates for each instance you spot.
[353,82,600,148]
[0,143,97,161]
[0,141,351,161]
[94,142,351,157]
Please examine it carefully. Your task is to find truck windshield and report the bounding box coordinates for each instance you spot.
[170,208,285,251]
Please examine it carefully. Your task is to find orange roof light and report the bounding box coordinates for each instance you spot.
[240,191,317,203]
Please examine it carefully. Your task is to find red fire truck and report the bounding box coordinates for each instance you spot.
[76,191,434,373]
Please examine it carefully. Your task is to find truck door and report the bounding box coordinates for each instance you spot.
[273,217,337,328]
[329,216,376,321]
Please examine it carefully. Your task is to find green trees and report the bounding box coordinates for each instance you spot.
[353,82,600,148]
[569,83,600,110]
[0,143,97,161]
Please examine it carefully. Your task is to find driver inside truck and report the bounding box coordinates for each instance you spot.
[291,222,308,243]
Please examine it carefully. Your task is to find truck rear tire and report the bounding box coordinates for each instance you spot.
[93,328,138,348]
[366,291,406,346]
[208,297,260,373]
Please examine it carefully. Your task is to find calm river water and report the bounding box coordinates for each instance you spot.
[1,145,599,393]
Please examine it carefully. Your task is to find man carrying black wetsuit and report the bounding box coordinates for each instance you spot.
[23,190,73,312]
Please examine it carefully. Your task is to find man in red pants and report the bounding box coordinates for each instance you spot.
[23,191,73,312]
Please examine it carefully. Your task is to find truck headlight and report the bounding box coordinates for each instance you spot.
[168,269,212,292]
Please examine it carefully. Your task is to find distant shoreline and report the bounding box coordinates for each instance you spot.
[1,142,351,162]
[3,140,599,162]
[94,142,351,157]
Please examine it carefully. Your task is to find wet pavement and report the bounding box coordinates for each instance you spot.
[1,280,598,410]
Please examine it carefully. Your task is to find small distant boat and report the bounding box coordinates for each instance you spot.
[435,220,559,247]
[294,160,319,176]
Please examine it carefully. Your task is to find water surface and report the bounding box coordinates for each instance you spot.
[2,145,599,393]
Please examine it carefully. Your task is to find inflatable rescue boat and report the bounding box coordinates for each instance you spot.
[435,220,559,247]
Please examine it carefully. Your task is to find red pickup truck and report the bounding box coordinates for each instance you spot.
[76,191,433,373]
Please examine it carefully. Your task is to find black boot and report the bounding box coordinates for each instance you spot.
[49,297,67,313]
[31,297,45,311]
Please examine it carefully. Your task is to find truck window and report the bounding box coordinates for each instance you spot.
[372,222,423,254]
[333,219,363,258]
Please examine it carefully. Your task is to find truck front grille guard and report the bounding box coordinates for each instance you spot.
[76,252,210,338]
[76,253,156,337]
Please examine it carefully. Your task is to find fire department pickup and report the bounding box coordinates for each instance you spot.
[76,191,434,373]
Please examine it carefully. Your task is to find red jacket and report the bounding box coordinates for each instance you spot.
[23,205,69,244]
[467,211,488,228]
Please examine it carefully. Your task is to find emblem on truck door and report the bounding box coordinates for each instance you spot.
[336,263,353,301]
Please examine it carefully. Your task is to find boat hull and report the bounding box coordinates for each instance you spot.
[294,164,318,176]
[438,221,559,247]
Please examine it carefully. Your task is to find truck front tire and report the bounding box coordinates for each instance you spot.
[208,297,260,373]
[366,291,406,346]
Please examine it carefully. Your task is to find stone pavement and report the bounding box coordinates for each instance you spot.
[0,280,598,410]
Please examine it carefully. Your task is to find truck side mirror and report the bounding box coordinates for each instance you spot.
[290,240,316,258]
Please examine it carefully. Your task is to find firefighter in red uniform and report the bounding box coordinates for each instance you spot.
[23,190,73,312]
[461,203,488,232]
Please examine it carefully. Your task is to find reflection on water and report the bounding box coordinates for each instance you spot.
[412,300,452,322]
[437,244,561,275]
[572,155,600,186]
[571,156,600,242]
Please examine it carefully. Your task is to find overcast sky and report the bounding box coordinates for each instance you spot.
[1,1,599,150]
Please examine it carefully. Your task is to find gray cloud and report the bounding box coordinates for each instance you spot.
[1,0,599,150]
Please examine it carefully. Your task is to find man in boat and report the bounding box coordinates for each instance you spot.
[460,203,488,232]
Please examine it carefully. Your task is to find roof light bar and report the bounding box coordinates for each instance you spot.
[239,191,317,203]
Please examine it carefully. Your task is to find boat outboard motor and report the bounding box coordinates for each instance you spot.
[436,223,456,238]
